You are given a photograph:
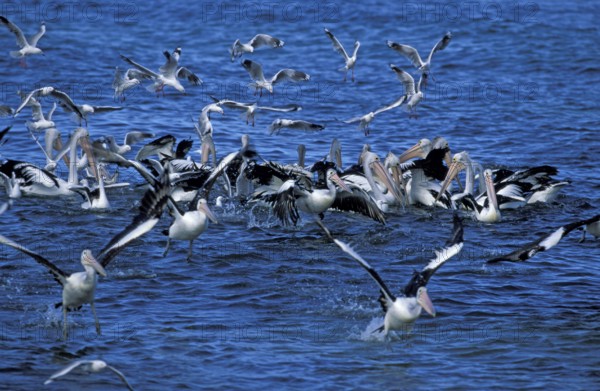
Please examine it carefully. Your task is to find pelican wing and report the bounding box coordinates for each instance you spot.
[120,54,160,78]
[389,64,416,95]
[241,59,266,83]
[177,67,202,85]
[270,69,310,84]
[324,28,349,61]
[420,214,464,281]
[0,16,27,47]
[250,34,284,49]
[0,234,68,285]
[386,41,424,68]
[331,187,386,224]
[317,221,396,305]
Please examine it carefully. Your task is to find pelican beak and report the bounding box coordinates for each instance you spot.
[417,287,436,317]
[78,133,98,180]
[444,149,463,191]
[199,202,219,224]
[485,170,499,211]
[330,172,352,193]
[83,251,107,277]
[398,142,425,163]
[371,160,404,203]
[389,165,405,193]
[436,160,464,202]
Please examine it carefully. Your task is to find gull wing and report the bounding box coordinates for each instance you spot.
[386,41,424,68]
[426,31,452,64]
[177,67,202,85]
[159,50,178,76]
[106,365,134,391]
[324,28,349,61]
[0,16,27,47]
[373,95,407,115]
[250,34,284,49]
[270,69,310,84]
[241,59,266,83]
[29,21,46,47]
[44,360,94,384]
[120,54,160,78]
[389,65,416,95]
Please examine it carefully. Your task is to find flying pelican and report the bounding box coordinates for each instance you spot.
[162,198,219,261]
[210,96,301,126]
[317,214,463,337]
[44,359,133,390]
[241,59,310,96]
[387,31,452,85]
[120,48,202,95]
[0,16,45,66]
[268,119,325,135]
[0,172,170,338]
[230,34,284,61]
[488,214,600,263]
[324,28,360,82]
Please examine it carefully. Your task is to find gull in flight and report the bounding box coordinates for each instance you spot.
[241,59,310,96]
[112,66,143,102]
[25,100,56,132]
[343,96,406,136]
[15,87,84,124]
[0,16,45,66]
[268,119,325,135]
[389,64,427,118]
[387,31,452,86]
[230,34,284,62]
[120,47,202,96]
[324,28,360,82]
[44,359,134,390]
[58,101,123,126]
[194,102,224,139]
[210,95,301,126]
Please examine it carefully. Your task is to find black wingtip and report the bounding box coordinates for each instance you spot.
[446,213,464,246]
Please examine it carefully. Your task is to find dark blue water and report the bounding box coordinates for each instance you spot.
[0,1,599,389]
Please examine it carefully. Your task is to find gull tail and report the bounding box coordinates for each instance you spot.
[10,51,22,58]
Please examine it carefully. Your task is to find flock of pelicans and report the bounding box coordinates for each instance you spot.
[0,15,599,389]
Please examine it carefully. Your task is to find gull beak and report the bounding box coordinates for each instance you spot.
[417,287,436,317]
[199,202,219,224]
[371,160,404,203]
[398,142,425,163]
[330,172,352,193]
[436,160,464,202]
[83,251,107,277]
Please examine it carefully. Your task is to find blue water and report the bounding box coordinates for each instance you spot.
[1,1,599,389]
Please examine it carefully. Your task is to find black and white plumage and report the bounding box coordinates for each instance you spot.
[134,134,176,161]
[0,104,14,117]
[241,59,310,95]
[120,48,202,95]
[268,119,325,135]
[0,159,71,197]
[488,214,600,263]
[229,34,284,61]
[387,31,452,84]
[210,96,301,126]
[324,28,360,82]
[0,125,10,146]
[0,16,45,65]
[44,359,134,390]
[15,87,84,123]
[318,214,464,336]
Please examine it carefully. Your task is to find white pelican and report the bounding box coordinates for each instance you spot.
[318,214,463,336]
[230,34,284,61]
[0,159,72,197]
[389,65,427,118]
[241,59,310,96]
[387,31,452,85]
[580,217,600,243]
[0,174,170,338]
[120,48,202,95]
[324,28,360,82]
[0,16,45,66]
[112,66,142,102]
[163,198,219,261]
[268,119,325,135]
[44,359,133,390]
[210,96,301,126]
[488,214,600,263]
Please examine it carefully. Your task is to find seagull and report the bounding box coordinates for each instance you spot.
[389,64,427,118]
[112,66,143,102]
[210,96,301,126]
[230,34,284,61]
[194,103,224,139]
[324,28,360,82]
[0,16,45,66]
[268,119,325,135]
[58,102,123,126]
[14,87,85,124]
[135,134,176,161]
[120,48,202,95]
[387,31,452,85]
[241,59,310,96]
[25,101,56,132]
[343,96,406,136]
[0,173,170,338]
[100,131,156,156]
[488,214,600,263]
[44,359,134,390]
[317,214,463,337]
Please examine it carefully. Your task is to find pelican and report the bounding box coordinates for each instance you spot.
[580,218,600,243]
[387,31,452,84]
[241,59,310,96]
[318,214,463,336]
[488,214,600,263]
[163,198,219,261]
[44,359,133,390]
[268,119,325,135]
[0,159,72,197]
[0,174,170,338]
[112,66,142,101]
[68,165,129,210]
[389,65,427,118]
[120,48,202,95]
[0,16,45,66]
[210,96,301,126]
[230,34,284,61]
[324,28,360,82]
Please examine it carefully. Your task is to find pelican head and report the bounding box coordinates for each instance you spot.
[80,250,107,277]
[416,286,435,317]
[437,151,469,200]
[196,199,219,224]
[398,138,431,162]
[326,168,351,192]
